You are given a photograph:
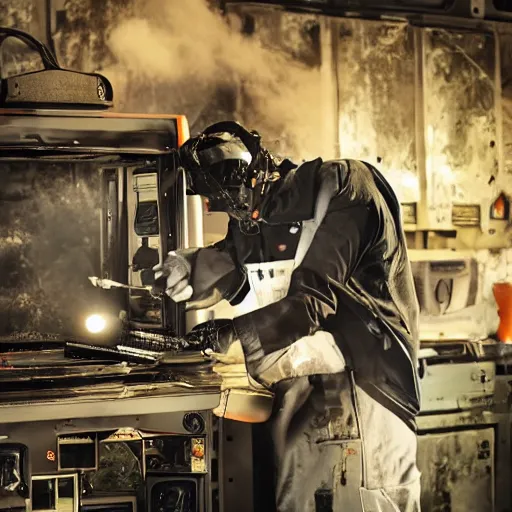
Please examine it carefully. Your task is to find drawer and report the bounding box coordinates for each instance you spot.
[419,361,495,413]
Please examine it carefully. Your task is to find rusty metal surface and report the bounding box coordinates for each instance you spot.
[0,387,221,424]
[335,19,419,203]
[0,346,221,421]
[417,428,494,512]
[0,112,179,154]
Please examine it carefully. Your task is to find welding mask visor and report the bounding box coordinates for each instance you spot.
[179,123,261,219]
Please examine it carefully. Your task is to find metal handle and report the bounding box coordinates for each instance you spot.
[0,27,60,70]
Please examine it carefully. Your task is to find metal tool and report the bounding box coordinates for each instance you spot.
[88,276,152,292]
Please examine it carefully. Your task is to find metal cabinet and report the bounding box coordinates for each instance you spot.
[417,428,495,512]
[417,358,498,511]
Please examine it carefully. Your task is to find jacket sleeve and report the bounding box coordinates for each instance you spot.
[232,187,377,365]
[184,228,247,306]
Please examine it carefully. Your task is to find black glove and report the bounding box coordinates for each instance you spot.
[188,319,237,354]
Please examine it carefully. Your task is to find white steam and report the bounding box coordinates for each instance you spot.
[102,0,325,160]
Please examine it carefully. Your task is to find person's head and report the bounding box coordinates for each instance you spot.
[178,121,281,223]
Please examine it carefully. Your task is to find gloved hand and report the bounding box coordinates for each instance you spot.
[208,319,239,354]
[152,251,194,301]
[205,340,261,388]
[205,340,273,422]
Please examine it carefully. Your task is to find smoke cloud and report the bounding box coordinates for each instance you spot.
[101,0,326,160]
[0,163,102,339]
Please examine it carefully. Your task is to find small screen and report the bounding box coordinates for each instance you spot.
[32,479,55,510]
[150,480,197,512]
[0,453,21,495]
[58,434,97,471]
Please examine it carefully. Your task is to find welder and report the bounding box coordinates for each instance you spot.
[153,121,421,512]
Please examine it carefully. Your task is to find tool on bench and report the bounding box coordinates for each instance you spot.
[88,276,152,292]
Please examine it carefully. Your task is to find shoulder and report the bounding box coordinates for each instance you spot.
[318,158,375,179]
[289,158,347,198]
[315,159,380,203]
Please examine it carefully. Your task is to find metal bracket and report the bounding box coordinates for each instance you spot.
[470,0,485,18]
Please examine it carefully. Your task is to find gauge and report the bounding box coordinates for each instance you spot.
[183,413,205,435]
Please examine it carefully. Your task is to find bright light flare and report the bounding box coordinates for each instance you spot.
[85,314,107,334]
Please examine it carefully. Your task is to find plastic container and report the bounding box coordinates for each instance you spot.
[493,282,512,343]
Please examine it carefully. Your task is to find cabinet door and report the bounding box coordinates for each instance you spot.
[417,428,494,512]
[157,156,186,335]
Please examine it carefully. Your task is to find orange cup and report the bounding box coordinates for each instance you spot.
[494,282,512,343]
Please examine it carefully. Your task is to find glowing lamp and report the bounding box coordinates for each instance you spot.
[85,314,107,334]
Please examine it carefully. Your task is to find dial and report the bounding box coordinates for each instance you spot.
[183,413,205,435]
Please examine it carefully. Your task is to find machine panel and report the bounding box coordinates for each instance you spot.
[417,428,495,512]
[419,361,495,412]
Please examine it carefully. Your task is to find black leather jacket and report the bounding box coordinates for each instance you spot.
[187,158,421,430]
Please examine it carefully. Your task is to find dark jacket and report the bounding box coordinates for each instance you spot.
[187,158,421,429]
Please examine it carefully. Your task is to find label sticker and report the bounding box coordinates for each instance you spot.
[191,438,206,473]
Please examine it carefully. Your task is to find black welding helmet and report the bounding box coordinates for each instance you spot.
[178,121,279,223]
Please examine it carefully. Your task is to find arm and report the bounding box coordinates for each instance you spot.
[186,230,246,305]
[160,223,246,308]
